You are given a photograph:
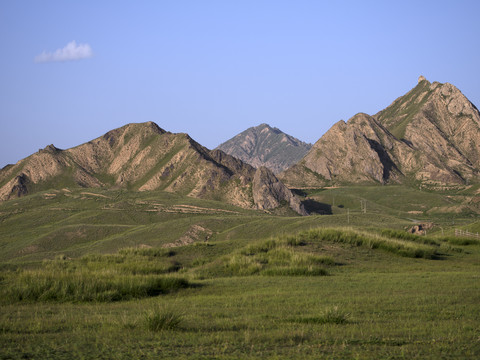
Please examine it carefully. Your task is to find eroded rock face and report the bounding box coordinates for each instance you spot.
[376,78,480,184]
[282,77,480,187]
[303,114,409,184]
[0,122,306,215]
[0,173,28,201]
[253,167,307,215]
[282,113,414,186]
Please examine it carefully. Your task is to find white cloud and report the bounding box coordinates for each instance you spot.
[35,41,93,63]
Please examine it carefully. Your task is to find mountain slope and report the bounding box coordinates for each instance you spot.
[282,77,480,187]
[0,122,307,215]
[281,113,416,187]
[216,123,312,174]
[375,76,480,184]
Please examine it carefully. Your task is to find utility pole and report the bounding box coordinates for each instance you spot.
[360,200,367,214]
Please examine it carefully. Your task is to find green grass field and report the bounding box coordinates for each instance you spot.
[1,186,479,359]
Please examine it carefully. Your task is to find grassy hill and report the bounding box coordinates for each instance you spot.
[1,186,479,358]
[4,184,477,264]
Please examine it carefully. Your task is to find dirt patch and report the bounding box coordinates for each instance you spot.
[408,222,434,235]
[427,205,469,214]
[138,244,152,249]
[18,245,40,254]
[43,193,57,199]
[143,203,240,215]
[163,225,213,248]
[171,204,239,214]
[81,192,109,198]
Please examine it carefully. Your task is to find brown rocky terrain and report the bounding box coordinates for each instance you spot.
[281,77,480,187]
[0,122,306,215]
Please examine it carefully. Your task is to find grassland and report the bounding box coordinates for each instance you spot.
[1,185,479,359]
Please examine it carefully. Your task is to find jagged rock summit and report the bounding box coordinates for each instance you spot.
[216,123,312,174]
[0,122,307,215]
[281,77,480,187]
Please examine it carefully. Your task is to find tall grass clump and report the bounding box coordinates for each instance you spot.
[118,247,175,257]
[202,238,333,277]
[380,229,440,246]
[0,253,191,303]
[380,229,480,247]
[144,306,183,331]
[298,228,438,259]
[80,250,181,275]
[293,306,349,325]
[440,236,480,246]
[0,269,190,303]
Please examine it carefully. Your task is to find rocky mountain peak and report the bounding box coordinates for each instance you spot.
[216,124,311,174]
[0,122,307,215]
[41,144,61,154]
[282,77,480,188]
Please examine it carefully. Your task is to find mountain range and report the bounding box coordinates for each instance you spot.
[216,124,312,174]
[281,76,480,188]
[0,122,306,215]
[1,76,479,212]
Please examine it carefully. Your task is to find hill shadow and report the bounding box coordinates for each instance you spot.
[301,199,332,215]
[291,189,332,215]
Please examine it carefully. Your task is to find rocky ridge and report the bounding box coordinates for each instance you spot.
[0,122,307,215]
[281,77,480,187]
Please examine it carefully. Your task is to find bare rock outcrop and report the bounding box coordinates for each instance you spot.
[253,166,307,215]
[0,173,28,201]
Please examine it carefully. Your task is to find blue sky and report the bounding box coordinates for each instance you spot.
[1,1,480,167]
